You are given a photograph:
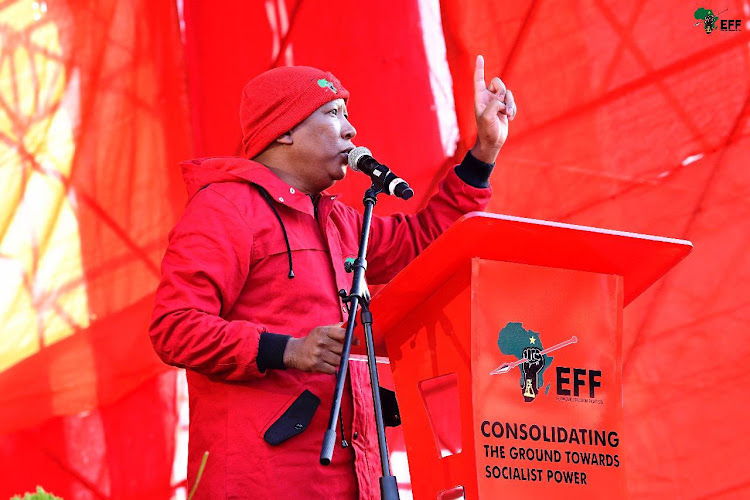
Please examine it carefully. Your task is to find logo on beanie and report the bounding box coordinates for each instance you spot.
[317,78,338,94]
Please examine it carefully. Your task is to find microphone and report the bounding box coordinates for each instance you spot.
[347,146,414,200]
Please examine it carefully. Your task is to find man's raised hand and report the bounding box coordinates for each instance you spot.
[471,54,517,164]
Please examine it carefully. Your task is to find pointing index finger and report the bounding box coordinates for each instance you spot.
[474,55,486,94]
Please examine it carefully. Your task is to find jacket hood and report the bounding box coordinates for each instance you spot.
[180,156,278,200]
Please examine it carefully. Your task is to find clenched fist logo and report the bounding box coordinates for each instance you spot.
[496,323,577,403]
[520,347,544,402]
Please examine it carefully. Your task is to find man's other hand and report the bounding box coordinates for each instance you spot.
[283,323,359,374]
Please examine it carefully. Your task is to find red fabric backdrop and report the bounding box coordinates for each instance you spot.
[440,2,750,497]
[0,0,188,497]
[1,0,748,498]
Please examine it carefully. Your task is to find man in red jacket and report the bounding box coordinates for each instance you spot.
[150,56,516,499]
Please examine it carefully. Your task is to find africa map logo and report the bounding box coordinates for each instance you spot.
[491,322,577,403]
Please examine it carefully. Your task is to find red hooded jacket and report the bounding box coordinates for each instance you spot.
[149,155,492,499]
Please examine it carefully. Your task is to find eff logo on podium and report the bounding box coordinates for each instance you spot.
[491,322,603,404]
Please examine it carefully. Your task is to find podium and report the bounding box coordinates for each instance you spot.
[365,212,691,500]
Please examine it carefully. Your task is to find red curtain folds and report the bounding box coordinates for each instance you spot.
[0,0,190,497]
[440,1,750,498]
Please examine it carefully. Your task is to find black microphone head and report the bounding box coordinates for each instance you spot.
[347,146,371,172]
[399,186,415,200]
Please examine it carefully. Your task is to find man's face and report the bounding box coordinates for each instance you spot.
[286,98,357,194]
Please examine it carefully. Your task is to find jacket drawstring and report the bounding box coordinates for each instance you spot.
[256,184,354,447]
[254,185,295,279]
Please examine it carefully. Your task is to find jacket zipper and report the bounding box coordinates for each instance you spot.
[307,194,319,221]
[310,193,350,448]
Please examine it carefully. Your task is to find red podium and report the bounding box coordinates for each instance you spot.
[365,212,691,500]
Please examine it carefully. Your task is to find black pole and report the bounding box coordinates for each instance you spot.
[320,185,400,500]
[319,293,359,464]
[360,302,400,499]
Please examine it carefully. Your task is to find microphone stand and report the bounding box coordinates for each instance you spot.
[320,183,400,500]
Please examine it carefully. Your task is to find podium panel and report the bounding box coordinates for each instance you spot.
[472,259,624,499]
[385,259,624,499]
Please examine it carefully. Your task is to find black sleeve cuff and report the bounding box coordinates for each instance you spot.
[454,150,495,188]
[257,332,292,372]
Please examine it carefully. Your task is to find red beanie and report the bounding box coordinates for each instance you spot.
[239,66,350,159]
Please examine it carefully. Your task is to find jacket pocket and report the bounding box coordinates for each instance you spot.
[252,226,327,261]
[263,389,321,446]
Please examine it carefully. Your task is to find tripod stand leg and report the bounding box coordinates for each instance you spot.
[321,296,361,465]
[361,304,400,500]
[380,476,399,499]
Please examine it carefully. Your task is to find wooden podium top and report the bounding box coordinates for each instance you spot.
[359,212,691,352]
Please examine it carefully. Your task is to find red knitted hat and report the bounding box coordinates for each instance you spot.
[239,66,350,159]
